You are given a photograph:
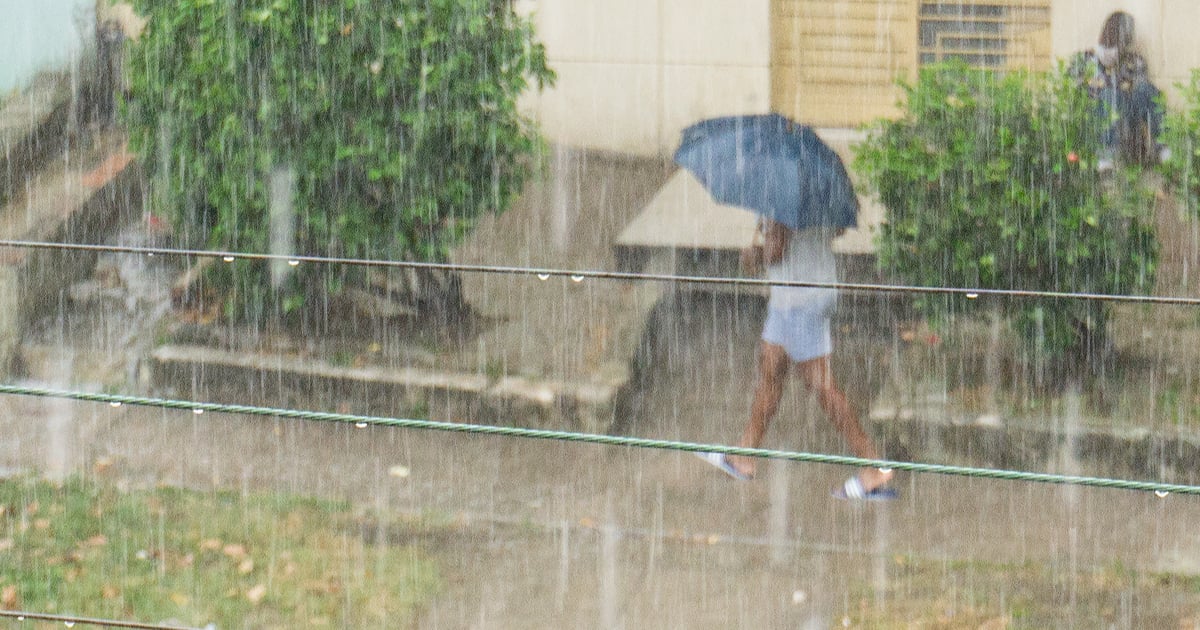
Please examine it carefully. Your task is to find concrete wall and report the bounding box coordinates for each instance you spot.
[1052,0,1200,106]
[526,0,1200,155]
[519,0,771,158]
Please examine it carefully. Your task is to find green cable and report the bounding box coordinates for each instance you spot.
[0,609,196,629]
[2,383,1197,496]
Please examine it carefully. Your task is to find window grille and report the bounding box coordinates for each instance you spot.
[918,1,1051,70]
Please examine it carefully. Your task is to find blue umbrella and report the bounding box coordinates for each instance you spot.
[673,113,858,230]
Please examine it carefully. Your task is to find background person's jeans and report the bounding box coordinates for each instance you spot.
[1097,79,1164,165]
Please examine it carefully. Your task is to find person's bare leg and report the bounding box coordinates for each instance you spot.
[797,356,894,491]
[728,341,790,478]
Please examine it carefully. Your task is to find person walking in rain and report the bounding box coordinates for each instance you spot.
[698,219,896,500]
[1070,10,1167,171]
[674,114,894,499]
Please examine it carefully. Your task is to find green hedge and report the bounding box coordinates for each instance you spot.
[125,0,553,323]
[1163,68,1200,221]
[854,63,1158,360]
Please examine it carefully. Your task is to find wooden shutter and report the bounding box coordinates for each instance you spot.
[771,0,918,127]
[771,0,1053,128]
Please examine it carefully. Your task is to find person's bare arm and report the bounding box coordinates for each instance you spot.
[741,220,792,275]
[739,238,764,276]
[762,220,789,266]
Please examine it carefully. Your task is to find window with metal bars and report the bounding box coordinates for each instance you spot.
[918,1,1051,70]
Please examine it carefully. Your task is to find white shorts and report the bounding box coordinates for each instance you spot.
[761,292,836,363]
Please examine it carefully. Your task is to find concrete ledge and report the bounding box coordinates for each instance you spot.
[614,169,888,288]
[150,342,642,434]
[869,400,1200,484]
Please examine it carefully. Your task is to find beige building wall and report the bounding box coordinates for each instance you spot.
[1052,0,1200,106]
[520,0,772,158]
[525,1,1200,155]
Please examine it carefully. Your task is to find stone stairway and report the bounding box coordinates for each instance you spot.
[0,75,139,373]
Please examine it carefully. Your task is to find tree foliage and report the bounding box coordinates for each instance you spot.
[124,0,553,324]
[854,62,1158,359]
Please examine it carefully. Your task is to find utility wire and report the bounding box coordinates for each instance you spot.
[1,238,1197,306]
[1,383,1196,497]
[0,610,199,629]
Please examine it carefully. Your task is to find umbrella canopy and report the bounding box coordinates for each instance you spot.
[672,113,858,230]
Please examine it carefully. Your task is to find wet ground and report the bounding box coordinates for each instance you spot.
[3,149,1200,627]
[6,286,1200,627]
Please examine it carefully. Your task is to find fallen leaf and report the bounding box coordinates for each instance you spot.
[238,558,255,574]
[170,592,189,607]
[200,539,222,551]
[33,518,50,530]
[1,584,18,609]
[85,534,108,547]
[222,543,247,559]
[101,584,120,599]
[246,584,267,604]
[93,456,115,475]
[388,465,410,478]
[977,616,1010,630]
[0,539,12,552]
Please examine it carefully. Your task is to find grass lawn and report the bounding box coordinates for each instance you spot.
[846,555,1200,628]
[0,476,441,628]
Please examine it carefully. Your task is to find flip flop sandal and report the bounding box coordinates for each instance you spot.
[832,476,898,501]
[693,451,752,481]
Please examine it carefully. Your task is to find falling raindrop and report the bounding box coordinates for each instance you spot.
[537,273,551,280]
[1155,490,1169,498]
[570,275,585,283]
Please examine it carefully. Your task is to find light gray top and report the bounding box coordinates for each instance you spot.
[765,226,838,308]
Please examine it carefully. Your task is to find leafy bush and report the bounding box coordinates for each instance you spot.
[1162,68,1200,220]
[854,63,1158,361]
[124,0,553,325]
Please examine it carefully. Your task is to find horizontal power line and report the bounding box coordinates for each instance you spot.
[1,383,1196,497]
[0,238,1197,306]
